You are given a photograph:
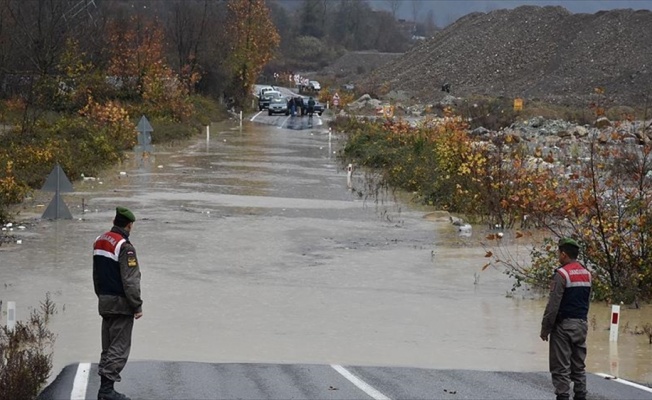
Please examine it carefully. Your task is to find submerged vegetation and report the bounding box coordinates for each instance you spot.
[0,0,277,222]
[334,109,652,304]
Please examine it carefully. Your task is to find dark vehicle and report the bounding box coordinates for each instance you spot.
[268,97,289,115]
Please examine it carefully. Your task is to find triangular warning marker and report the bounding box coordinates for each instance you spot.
[136,115,153,133]
[42,193,73,219]
[42,164,73,193]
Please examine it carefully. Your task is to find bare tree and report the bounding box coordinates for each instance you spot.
[2,0,84,75]
[165,0,210,80]
[411,0,423,33]
[385,0,401,19]
[425,9,437,36]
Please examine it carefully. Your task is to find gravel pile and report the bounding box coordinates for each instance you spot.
[322,51,403,81]
[361,6,652,106]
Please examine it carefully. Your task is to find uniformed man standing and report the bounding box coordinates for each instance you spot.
[93,207,143,400]
[540,238,591,400]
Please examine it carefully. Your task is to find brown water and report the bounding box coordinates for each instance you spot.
[1,121,651,386]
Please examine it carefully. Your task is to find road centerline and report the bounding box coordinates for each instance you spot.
[331,364,391,400]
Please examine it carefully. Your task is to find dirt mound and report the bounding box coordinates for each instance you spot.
[322,51,403,80]
[361,6,652,106]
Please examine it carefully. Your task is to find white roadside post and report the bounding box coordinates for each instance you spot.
[328,128,333,159]
[610,304,620,342]
[609,342,619,378]
[239,111,243,128]
[206,125,210,152]
[347,164,353,189]
[7,301,16,331]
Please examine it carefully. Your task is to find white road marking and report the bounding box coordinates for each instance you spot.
[70,362,90,400]
[595,373,652,393]
[279,115,291,129]
[331,364,391,400]
[250,111,263,121]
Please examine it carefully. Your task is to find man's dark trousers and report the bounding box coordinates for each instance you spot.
[99,315,134,382]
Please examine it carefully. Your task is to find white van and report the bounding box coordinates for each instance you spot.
[258,86,276,98]
[258,90,282,110]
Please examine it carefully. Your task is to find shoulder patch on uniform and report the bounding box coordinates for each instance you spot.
[127,256,138,268]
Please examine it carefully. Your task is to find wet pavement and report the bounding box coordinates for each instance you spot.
[1,116,652,395]
[37,361,652,400]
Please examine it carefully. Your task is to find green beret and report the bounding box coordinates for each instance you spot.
[558,237,579,248]
[116,206,136,222]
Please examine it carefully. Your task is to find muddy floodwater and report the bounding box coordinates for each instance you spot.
[1,120,651,386]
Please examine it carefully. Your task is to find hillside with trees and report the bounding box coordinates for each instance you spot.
[0,0,279,221]
[265,0,437,73]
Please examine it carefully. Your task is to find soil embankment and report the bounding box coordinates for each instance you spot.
[362,6,652,106]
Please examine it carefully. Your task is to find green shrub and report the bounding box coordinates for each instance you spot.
[0,294,56,400]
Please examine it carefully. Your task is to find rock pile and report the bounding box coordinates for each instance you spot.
[361,6,652,107]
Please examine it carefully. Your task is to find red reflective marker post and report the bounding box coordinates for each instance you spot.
[609,304,620,342]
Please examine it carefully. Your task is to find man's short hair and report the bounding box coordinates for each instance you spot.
[558,237,579,259]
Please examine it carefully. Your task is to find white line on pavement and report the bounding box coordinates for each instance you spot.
[595,373,652,393]
[331,364,391,400]
[279,115,291,129]
[250,111,263,121]
[70,362,90,400]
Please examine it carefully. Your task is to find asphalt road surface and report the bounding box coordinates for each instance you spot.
[38,361,652,400]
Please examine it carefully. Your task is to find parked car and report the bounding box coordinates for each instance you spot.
[308,80,321,91]
[258,90,282,110]
[268,96,289,115]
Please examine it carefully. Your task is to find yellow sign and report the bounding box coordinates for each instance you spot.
[513,98,523,112]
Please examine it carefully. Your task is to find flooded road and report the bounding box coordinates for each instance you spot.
[1,119,651,387]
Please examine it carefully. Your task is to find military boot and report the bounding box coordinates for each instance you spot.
[98,375,131,400]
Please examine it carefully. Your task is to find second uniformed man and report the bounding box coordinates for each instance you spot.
[540,238,591,400]
[93,206,143,400]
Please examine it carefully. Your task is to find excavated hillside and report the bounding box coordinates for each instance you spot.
[362,6,652,107]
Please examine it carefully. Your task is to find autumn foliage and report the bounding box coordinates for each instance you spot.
[336,114,652,303]
[225,0,280,107]
[107,16,193,121]
[0,5,248,221]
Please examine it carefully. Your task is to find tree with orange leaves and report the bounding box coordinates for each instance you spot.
[107,15,193,121]
[225,0,280,108]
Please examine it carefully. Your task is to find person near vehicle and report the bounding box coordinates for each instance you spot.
[540,238,591,400]
[307,97,316,117]
[295,96,304,116]
[93,207,143,400]
[288,97,296,117]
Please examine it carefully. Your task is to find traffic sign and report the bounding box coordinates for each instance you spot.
[41,164,73,219]
[333,93,340,106]
[136,115,153,151]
